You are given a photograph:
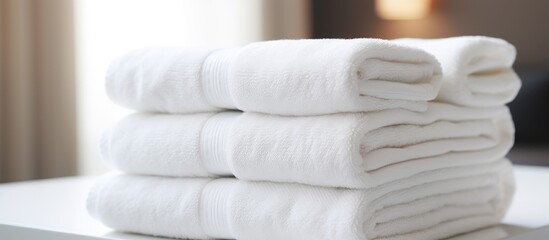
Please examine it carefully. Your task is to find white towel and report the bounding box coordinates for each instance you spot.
[100,102,514,189]
[393,36,521,107]
[87,159,514,240]
[446,226,508,240]
[105,39,442,115]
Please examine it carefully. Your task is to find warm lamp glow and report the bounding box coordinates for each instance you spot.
[375,0,431,20]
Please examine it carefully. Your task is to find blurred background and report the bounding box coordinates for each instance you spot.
[0,0,547,183]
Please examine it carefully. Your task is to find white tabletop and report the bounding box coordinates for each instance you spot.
[0,165,548,240]
[0,176,167,240]
[503,165,549,228]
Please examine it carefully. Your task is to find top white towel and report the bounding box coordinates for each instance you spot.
[106,39,442,115]
[394,36,521,107]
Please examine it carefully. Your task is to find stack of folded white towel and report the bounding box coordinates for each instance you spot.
[88,36,521,240]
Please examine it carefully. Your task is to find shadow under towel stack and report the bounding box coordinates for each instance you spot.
[88,37,521,240]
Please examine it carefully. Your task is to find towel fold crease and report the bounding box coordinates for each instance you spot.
[394,36,520,107]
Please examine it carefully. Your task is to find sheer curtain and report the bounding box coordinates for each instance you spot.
[0,0,77,182]
[75,0,311,175]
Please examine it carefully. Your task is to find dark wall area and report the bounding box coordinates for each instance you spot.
[312,0,549,68]
[509,70,549,145]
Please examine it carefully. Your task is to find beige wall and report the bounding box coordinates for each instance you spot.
[0,0,76,182]
[313,0,549,67]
